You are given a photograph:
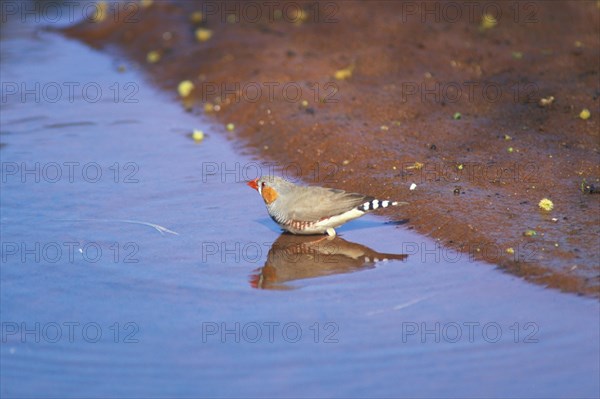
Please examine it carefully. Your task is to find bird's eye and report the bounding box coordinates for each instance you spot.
[261,182,266,187]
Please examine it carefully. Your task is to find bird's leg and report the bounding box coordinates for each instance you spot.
[326,227,337,237]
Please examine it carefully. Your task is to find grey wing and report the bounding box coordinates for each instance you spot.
[287,186,372,221]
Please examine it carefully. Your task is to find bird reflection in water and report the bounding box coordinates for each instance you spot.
[250,234,408,290]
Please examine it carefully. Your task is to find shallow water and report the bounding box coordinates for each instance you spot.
[1,9,599,399]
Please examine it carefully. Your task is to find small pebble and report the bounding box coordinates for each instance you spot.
[539,96,554,107]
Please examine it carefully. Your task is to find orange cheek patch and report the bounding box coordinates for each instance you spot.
[261,186,278,204]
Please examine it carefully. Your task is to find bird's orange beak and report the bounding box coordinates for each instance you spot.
[247,178,259,191]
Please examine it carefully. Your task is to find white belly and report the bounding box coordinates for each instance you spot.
[281,208,365,235]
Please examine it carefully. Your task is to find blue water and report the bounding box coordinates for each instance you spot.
[1,6,598,398]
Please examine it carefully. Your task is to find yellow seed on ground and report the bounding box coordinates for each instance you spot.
[406,162,424,170]
[579,108,591,120]
[538,198,554,211]
[195,28,213,42]
[292,9,308,24]
[190,11,203,23]
[334,66,353,80]
[192,130,204,142]
[226,123,235,131]
[506,247,515,255]
[91,1,107,22]
[146,51,160,64]
[481,13,497,29]
[178,80,194,97]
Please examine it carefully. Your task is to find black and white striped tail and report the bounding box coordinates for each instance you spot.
[359,199,403,212]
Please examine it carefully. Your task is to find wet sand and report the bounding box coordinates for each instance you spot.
[63,0,600,296]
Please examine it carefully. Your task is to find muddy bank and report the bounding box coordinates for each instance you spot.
[63,0,600,296]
